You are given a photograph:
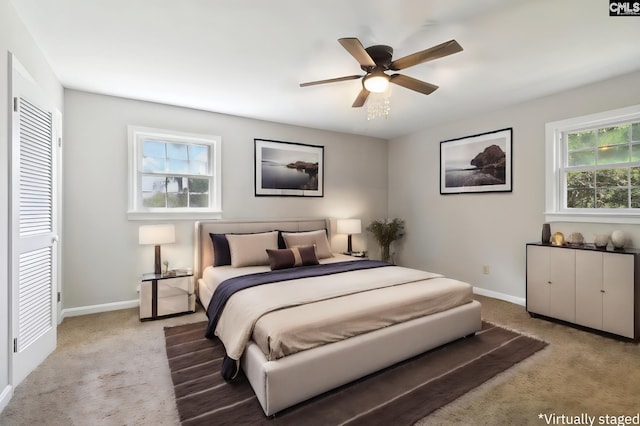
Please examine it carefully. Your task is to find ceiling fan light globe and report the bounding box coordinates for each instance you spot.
[363,73,389,93]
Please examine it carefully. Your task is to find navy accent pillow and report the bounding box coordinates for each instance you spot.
[277,231,287,249]
[209,233,232,267]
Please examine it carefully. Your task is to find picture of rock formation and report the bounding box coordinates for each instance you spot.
[441,131,511,191]
[470,144,506,181]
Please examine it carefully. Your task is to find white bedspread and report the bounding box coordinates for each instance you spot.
[205,259,472,361]
[253,275,472,360]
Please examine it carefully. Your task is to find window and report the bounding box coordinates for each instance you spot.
[128,126,221,219]
[545,104,640,224]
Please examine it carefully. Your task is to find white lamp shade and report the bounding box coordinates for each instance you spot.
[139,224,176,245]
[337,219,362,235]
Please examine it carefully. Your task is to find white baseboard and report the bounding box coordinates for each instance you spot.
[60,299,139,320]
[473,287,525,306]
[0,384,12,414]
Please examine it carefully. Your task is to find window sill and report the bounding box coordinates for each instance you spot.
[544,211,640,225]
[127,210,223,221]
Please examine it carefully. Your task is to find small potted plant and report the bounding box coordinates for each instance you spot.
[366,218,405,263]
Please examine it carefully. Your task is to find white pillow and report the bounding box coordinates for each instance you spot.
[282,230,333,259]
[226,231,279,267]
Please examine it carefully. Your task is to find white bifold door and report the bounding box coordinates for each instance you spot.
[9,54,60,386]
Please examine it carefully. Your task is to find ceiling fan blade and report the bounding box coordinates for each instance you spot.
[390,74,439,95]
[389,39,463,71]
[338,38,376,68]
[300,74,363,87]
[352,88,370,108]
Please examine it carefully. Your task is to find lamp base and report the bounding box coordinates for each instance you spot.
[154,245,161,275]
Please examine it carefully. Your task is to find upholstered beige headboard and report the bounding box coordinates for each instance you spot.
[194,218,329,280]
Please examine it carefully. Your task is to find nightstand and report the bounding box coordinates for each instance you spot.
[139,272,196,321]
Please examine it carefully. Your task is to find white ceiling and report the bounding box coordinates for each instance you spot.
[10,0,640,139]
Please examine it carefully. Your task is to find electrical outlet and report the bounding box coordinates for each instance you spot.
[482,265,490,275]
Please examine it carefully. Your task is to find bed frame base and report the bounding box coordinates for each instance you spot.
[241,299,482,416]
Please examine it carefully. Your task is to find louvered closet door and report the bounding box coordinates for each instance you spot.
[10,55,59,386]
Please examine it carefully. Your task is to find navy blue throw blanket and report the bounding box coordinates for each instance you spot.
[205,260,391,380]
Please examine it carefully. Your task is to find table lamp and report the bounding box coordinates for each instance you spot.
[139,224,176,274]
[337,219,361,254]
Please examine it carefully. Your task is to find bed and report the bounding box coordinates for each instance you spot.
[194,219,482,416]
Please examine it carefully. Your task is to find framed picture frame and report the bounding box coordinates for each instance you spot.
[440,128,513,194]
[254,139,324,197]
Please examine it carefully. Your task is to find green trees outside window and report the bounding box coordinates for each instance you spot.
[565,122,640,209]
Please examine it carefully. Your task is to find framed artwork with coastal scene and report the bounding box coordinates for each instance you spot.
[254,139,324,197]
[440,128,512,194]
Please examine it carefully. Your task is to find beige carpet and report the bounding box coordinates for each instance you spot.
[0,295,638,425]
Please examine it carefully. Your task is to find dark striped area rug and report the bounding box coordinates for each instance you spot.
[164,321,547,426]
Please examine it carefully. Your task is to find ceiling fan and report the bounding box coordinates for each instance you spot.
[300,37,463,108]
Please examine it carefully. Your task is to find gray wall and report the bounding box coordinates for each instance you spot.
[62,90,388,310]
[388,70,640,303]
[0,0,63,410]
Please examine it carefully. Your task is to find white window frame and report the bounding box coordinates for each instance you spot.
[545,104,640,224]
[127,125,222,220]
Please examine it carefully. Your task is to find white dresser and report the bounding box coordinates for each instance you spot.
[526,243,640,340]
